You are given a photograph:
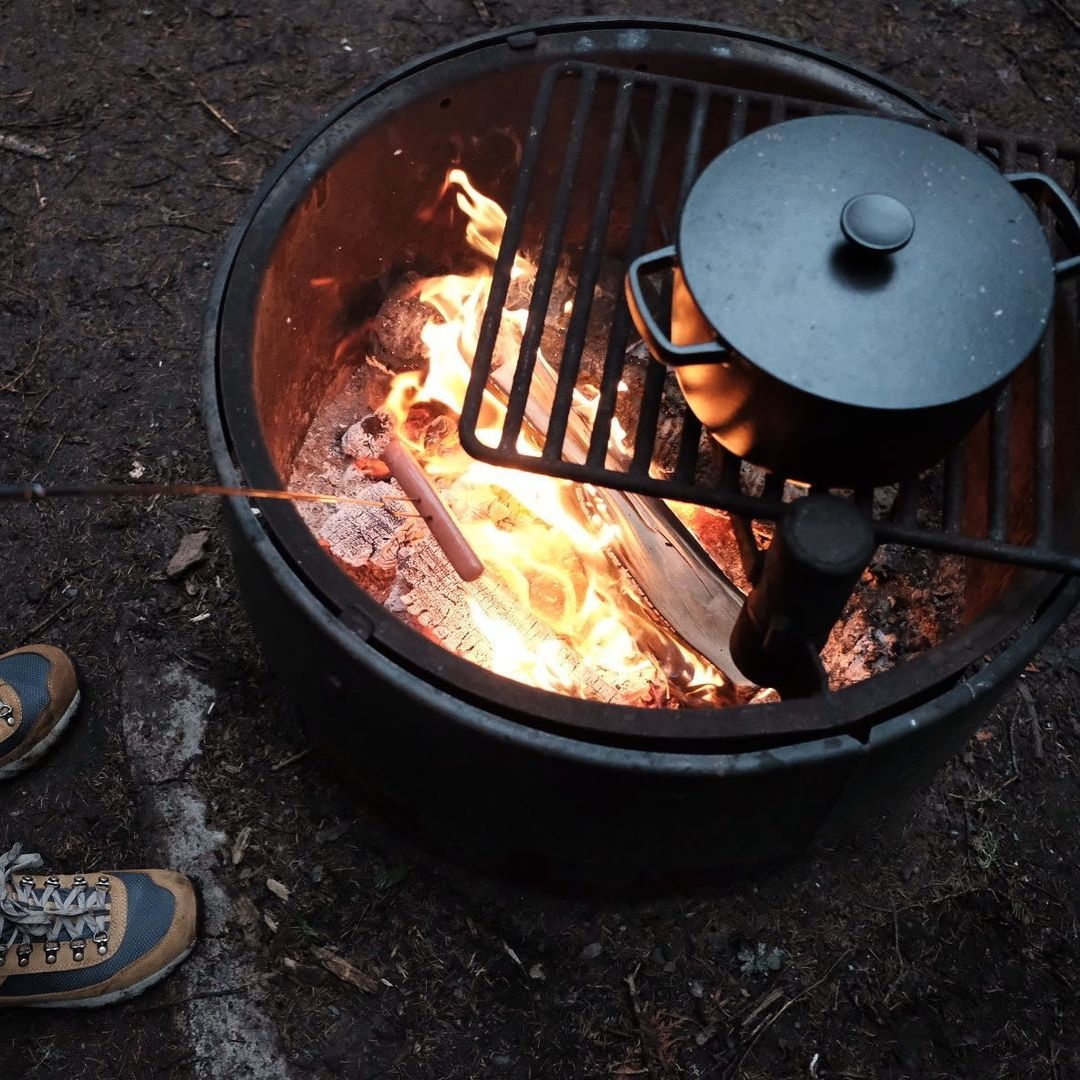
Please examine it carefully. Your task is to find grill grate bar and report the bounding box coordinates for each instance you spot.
[630,88,717,476]
[1036,147,1057,548]
[663,87,714,487]
[762,472,786,506]
[989,136,1018,546]
[459,65,558,457]
[460,61,1080,576]
[943,441,966,534]
[542,77,635,465]
[499,67,598,455]
[673,410,703,484]
[630,335,669,473]
[871,519,1080,573]
[988,382,1012,542]
[586,81,672,470]
[681,88,712,206]
[729,93,749,146]
[893,477,921,527]
[722,451,763,581]
[854,487,874,515]
[627,105,679,471]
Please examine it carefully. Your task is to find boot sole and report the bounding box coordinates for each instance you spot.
[19,938,197,1009]
[0,690,82,781]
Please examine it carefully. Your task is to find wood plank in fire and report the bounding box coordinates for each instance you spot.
[299,473,655,705]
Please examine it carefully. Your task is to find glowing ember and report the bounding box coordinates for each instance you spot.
[380,169,726,703]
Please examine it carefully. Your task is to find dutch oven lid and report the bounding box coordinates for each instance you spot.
[678,114,1055,411]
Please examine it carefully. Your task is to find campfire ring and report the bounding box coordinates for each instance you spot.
[204,17,1079,882]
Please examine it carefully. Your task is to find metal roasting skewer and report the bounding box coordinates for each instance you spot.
[0,475,487,583]
[0,481,399,508]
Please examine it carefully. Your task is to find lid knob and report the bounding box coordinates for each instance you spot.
[840,193,915,254]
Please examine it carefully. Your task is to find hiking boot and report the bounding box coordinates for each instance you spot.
[0,645,80,780]
[0,844,198,1007]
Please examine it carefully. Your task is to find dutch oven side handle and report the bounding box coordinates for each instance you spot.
[625,246,729,367]
[1006,172,1080,281]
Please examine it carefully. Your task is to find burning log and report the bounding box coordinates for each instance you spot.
[293,372,734,704]
[380,436,484,583]
[488,357,750,691]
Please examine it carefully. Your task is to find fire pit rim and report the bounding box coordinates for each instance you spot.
[203,16,1070,752]
[185,476,1080,778]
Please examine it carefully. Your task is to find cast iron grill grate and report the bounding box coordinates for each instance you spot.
[458,61,1080,577]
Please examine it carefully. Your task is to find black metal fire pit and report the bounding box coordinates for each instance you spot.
[204,17,1080,884]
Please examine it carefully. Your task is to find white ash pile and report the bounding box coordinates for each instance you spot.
[289,367,658,704]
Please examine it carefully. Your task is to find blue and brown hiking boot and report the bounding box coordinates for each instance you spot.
[0,844,198,1007]
[0,644,81,780]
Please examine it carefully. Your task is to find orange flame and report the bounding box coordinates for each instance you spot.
[382,168,725,703]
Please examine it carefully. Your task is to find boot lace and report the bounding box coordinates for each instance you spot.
[0,844,111,967]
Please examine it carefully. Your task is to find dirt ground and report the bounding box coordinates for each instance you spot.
[2,1,1080,1078]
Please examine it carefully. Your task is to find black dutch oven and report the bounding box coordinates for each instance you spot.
[626,114,1080,487]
